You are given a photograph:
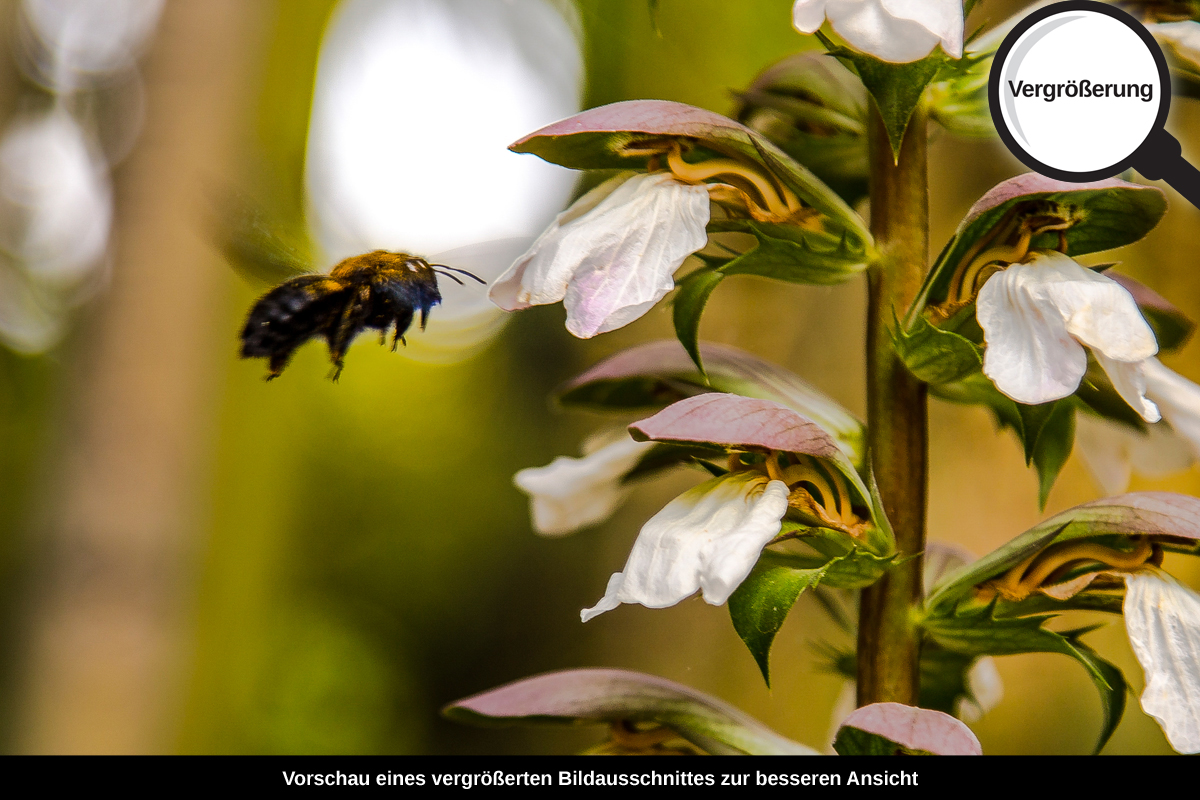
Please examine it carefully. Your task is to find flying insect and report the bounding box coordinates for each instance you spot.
[220,195,483,380]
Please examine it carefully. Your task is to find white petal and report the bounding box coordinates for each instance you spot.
[1048,273,1158,367]
[1094,352,1160,423]
[488,172,634,311]
[977,252,1158,405]
[792,0,830,34]
[1123,569,1200,754]
[977,260,1088,404]
[561,173,709,338]
[513,435,653,537]
[581,472,789,621]
[881,0,964,58]
[804,0,962,63]
[1145,358,1200,461]
[1075,412,1194,495]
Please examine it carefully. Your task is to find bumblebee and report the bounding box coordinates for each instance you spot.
[239,250,483,379]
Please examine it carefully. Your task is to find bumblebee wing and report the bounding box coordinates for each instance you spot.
[215,189,317,287]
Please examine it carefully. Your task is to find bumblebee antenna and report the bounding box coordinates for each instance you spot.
[433,268,466,286]
[430,264,486,284]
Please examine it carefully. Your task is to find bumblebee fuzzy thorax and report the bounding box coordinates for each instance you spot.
[239,249,478,380]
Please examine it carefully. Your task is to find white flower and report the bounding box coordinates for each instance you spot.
[792,0,964,63]
[581,471,790,622]
[1074,412,1193,496]
[1123,568,1200,754]
[513,434,653,537]
[976,250,1160,420]
[1073,359,1200,494]
[489,171,710,338]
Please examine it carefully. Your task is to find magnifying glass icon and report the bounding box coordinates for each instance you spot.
[990,0,1200,206]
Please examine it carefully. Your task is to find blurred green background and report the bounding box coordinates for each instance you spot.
[0,0,1198,755]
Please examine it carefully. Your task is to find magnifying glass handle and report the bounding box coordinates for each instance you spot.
[1132,128,1200,209]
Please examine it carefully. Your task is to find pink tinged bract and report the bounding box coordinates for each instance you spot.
[792,0,964,63]
[838,702,983,755]
[628,392,842,458]
[580,471,790,622]
[1123,569,1200,754]
[488,171,710,338]
[976,250,1159,417]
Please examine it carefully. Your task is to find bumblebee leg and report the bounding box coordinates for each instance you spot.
[326,286,370,373]
[391,307,415,350]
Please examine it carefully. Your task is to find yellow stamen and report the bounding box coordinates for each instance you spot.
[667,145,794,219]
[982,537,1154,602]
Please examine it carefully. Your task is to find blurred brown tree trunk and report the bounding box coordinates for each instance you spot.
[13,0,266,753]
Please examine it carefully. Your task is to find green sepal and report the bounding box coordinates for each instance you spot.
[729,552,826,686]
[823,38,943,158]
[708,220,868,285]
[921,605,1125,753]
[729,539,894,685]
[895,313,982,385]
[671,267,725,374]
[1030,400,1075,510]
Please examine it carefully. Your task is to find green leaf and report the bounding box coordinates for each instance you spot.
[1031,400,1075,510]
[895,313,982,385]
[830,47,943,158]
[1070,639,1128,754]
[729,544,893,684]
[922,607,1125,753]
[822,549,895,588]
[671,267,725,374]
[914,176,1168,315]
[708,220,868,285]
[728,553,826,685]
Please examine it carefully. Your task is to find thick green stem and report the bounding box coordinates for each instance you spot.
[856,105,929,706]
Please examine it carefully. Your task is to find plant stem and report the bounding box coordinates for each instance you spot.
[857,104,929,706]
